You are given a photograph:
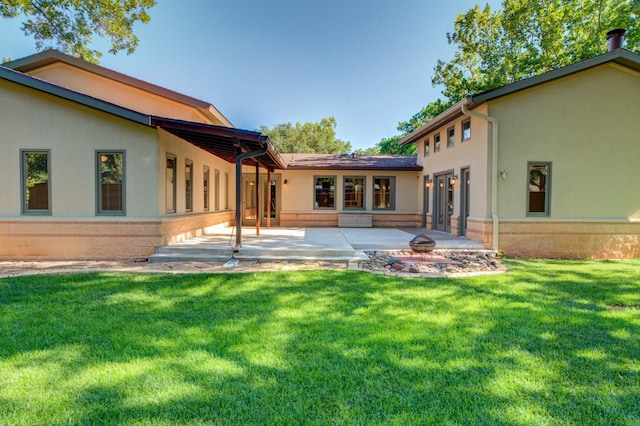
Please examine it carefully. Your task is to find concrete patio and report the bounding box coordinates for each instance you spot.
[149,227,487,263]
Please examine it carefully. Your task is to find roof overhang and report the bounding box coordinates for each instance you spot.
[151,117,287,171]
[398,99,469,146]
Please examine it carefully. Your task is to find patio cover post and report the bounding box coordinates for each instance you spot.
[255,162,260,237]
[234,146,268,251]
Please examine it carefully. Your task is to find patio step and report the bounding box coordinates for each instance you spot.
[148,244,359,263]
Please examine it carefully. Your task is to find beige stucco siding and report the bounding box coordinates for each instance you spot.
[490,63,640,220]
[157,129,235,217]
[279,169,421,213]
[0,79,159,218]
[419,110,492,219]
[27,63,224,125]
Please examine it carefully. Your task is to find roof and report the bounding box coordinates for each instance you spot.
[400,48,640,145]
[283,153,422,171]
[0,64,284,170]
[2,49,233,127]
[0,65,150,126]
[151,117,287,171]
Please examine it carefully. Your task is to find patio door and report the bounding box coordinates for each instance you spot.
[460,168,470,236]
[434,173,453,233]
[242,174,281,226]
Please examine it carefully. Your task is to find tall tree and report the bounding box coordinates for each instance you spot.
[372,0,640,154]
[0,0,156,63]
[432,0,640,102]
[259,117,352,154]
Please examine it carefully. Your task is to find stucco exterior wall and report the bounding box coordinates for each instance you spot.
[418,107,492,221]
[491,63,640,220]
[157,129,235,218]
[278,169,422,227]
[0,79,159,219]
[26,63,225,125]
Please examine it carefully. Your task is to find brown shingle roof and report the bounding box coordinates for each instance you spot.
[283,153,422,171]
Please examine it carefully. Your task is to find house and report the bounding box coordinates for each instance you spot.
[399,30,640,259]
[0,50,422,259]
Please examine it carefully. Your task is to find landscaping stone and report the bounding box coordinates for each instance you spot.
[359,250,505,277]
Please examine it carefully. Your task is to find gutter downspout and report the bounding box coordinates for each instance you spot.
[461,103,500,251]
[234,146,268,252]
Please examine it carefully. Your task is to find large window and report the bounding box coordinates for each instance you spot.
[374,176,395,210]
[528,162,551,215]
[447,127,455,147]
[344,176,365,209]
[185,160,193,212]
[203,166,210,211]
[21,150,50,214]
[462,120,471,141]
[314,176,336,209]
[424,138,430,157]
[166,155,176,213]
[97,151,125,215]
[434,133,441,153]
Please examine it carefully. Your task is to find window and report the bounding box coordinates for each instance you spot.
[434,133,441,152]
[224,172,229,210]
[424,138,430,157]
[314,176,336,209]
[344,176,365,209]
[203,166,210,211]
[185,160,193,212]
[97,151,125,215]
[462,120,471,141]
[21,150,50,214]
[214,169,220,211]
[447,127,455,147]
[166,155,176,213]
[374,177,395,210]
[528,162,551,215]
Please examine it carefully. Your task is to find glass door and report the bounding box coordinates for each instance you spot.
[434,173,453,233]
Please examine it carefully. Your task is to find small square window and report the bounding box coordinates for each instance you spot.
[424,138,430,157]
[462,120,471,141]
[434,134,441,153]
[447,127,455,147]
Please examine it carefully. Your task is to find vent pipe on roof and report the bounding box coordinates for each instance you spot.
[607,28,626,51]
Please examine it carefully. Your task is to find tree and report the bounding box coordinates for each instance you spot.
[370,0,640,154]
[259,117,352,154]
[0,0,156,63]
[432,0,640,102]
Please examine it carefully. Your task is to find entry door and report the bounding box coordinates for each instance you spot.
[242,174,281,226]
[434,173,453,232]
[460,168,470,236]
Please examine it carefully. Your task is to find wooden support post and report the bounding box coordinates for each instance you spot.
[255,162,260,236]
[267,169,272,228]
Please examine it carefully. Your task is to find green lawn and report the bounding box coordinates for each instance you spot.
[0,259,639,425]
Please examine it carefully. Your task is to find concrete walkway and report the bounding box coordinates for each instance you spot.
[149,227,486,263]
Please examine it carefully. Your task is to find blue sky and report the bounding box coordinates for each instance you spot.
[1,1,500,150]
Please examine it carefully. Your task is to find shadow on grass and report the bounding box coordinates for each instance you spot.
[0,261,639,424]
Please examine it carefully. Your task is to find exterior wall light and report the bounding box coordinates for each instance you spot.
[450,175,459,185]
[500,169,508,180]
[283,179,288,188]
[425,178,433,188]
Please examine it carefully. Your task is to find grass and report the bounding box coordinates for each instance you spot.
[0,259,639,425]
